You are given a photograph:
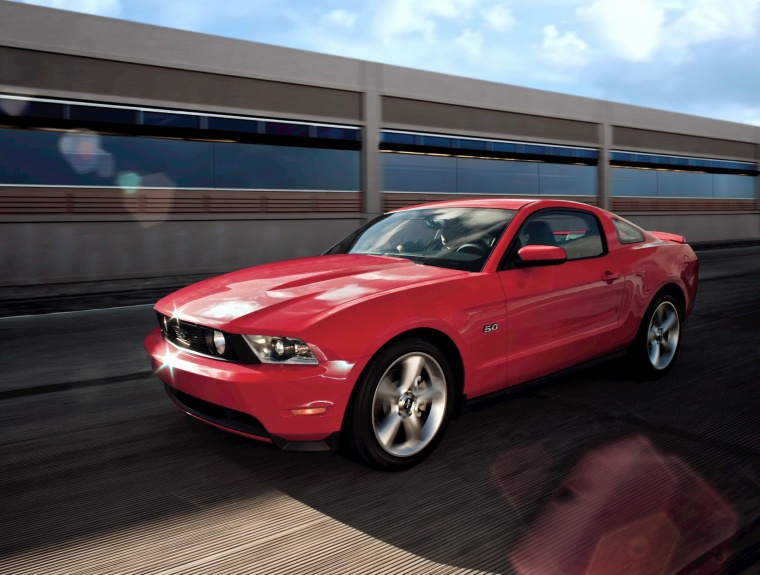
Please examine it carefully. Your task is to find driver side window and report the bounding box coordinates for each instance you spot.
[516,210,605,261]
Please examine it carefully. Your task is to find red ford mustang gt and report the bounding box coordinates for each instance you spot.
[144,199,698,469]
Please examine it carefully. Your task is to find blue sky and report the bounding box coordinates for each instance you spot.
[12,0,760,126]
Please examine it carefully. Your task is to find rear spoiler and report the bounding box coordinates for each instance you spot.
[650,231,686,244]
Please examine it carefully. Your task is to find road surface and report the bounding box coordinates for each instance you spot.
[1,247,759,574]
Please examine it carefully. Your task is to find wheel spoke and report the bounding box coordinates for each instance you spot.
[375,375,399,404]
[398,355,425,394]
[401,414,423,442]
[414,386,441,404]
[654,305,665,326]
[375,412,402,448]
[650,342,661,367]
[661,310,678,333]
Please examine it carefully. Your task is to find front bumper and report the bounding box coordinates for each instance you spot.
[144,328,363,449]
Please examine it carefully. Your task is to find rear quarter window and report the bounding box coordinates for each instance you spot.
[613,219,646,245]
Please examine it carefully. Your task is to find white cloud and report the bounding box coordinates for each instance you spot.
[576,0,760,63]
[480,4,516,31]
[17,0,122,17]
[540,24,590,68]
[454,28,483,57]
[321,8,357,30]
[577,0,665,61]
[419,0,478,19]
[372,0,478,43]
[663,0,760,60]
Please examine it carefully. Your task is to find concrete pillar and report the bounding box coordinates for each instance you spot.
[598,120,612,211]
[756,142,760,212]
[361,62,383,221]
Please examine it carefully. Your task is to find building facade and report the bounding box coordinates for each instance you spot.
[1,1,758,294]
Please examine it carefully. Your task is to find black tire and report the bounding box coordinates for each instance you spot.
[348,338,454,470]
[629,293,682,378]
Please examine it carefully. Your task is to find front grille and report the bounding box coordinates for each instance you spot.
[156,312,260,363]
[170,320,207,349]
[158,312,222,358]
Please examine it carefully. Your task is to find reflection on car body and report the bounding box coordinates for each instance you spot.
[144,198,699,470]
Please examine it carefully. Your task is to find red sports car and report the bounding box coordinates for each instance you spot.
[144,199,698,469]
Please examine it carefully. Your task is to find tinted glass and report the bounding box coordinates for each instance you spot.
[457,139,487,151]
[105,136,214,187]
[215,143,360,190]
[0,99,64,119]
[492,142,517,154]
[264,122,310,138]
[0,128,214,187]
[383,153,598,196]
[515,210,604,260]
[421,135,454,148]
[0,128,99,185]
[142,112,200,129]
[538,163,597,196]
[381,153,457,193]
[315,126,359,141]
[613,219,646,244]
[70,105,137,124]
[326,207,517,272]
[657,171,713,198]
[207,116,260,133]
[524,144,546,155]
[381,132,416,145]
[713,174,756,199]
[457,157,539,195]
[611,167,657,197]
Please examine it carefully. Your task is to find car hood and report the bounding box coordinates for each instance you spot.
[156,254,465,332]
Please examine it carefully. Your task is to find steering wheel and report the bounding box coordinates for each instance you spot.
[456,243,486,256]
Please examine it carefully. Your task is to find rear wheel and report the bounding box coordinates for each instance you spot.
[349,338,453,470]
[630,293,682,377]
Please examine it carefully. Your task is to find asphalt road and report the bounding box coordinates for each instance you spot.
[1,247,759,574]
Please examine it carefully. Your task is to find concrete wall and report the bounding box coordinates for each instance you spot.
[625,213,760,244]
[1,217,361,287]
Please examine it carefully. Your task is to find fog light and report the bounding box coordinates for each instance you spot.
[213,330,226,355]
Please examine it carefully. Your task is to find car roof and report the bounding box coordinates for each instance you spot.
[390,198,593,212]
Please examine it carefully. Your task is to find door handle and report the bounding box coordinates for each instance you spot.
[601,272,622,283]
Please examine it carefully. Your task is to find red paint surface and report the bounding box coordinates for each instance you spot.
[145,199,699,444]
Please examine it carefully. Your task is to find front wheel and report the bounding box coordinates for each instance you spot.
[630,294,682,377]
[348,338,453,470]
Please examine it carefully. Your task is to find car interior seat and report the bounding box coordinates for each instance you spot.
[524,220,556,246]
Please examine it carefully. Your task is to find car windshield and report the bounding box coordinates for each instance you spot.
[325,207,517,271]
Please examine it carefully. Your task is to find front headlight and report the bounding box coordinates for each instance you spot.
[243,335,318,365]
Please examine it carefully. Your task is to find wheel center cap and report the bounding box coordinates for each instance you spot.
[398,392,415,416]
[654,327,664,342]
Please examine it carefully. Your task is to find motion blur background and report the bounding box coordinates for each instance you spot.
[1,1,758,307]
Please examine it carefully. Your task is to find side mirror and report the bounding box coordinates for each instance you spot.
[516,245,567,267]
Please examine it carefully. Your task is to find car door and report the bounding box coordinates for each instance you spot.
[498,208,626,385]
